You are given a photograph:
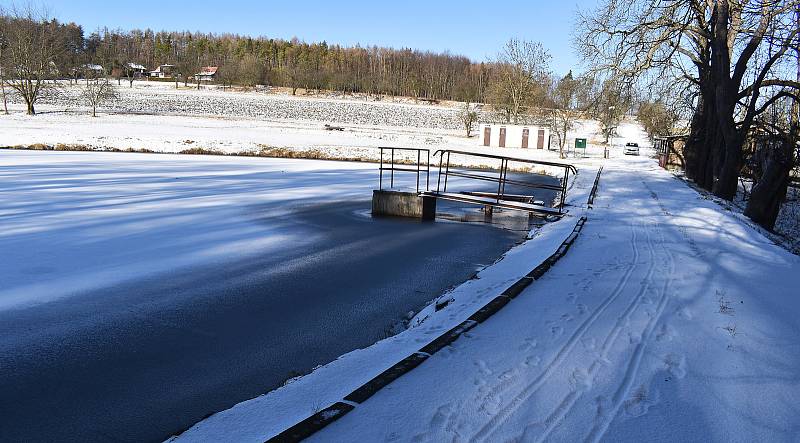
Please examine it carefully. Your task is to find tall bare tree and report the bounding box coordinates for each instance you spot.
[577,0,800,206]
[550,71,591,158]
[0,12,9,115]
[744,5,800,229]
[488,38,551,124]
[2,6,62,115]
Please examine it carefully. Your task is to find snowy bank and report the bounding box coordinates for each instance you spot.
[173,123,800,443]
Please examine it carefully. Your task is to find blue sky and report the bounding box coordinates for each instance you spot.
[12,0,599,75]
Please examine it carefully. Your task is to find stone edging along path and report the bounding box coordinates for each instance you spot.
[263,168,603,443]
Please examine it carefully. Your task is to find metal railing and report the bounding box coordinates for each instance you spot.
[432,149,577,213]
[378,147,430,193]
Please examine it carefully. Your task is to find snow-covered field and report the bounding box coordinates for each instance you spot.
[1,81,552,163]
[4,80,483,130]
[174,123,800,442]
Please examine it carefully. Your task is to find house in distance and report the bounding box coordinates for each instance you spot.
[149,64,175,79]
[194,66,218,82]
[126,63,147,77]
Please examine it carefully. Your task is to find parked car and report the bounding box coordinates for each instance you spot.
[624,142,639,155]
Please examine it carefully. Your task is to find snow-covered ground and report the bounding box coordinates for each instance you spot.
[3,87,798,441]
[4,80,483,130]
[733,182,800,254]
[174,123,800,442]
[1,81,552,162]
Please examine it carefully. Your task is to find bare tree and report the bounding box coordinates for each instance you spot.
[82,77,118,117]
[550,71,590,158]
[488,38,551,124]
[744,6,800,229]
[0,12,8,115]
[577,0,800,201]
[124,63,136,88]
[217,58,239,90]
[637,100,680,138]
[2,6,62,115]
[460,102,478,137]
[238,54,264,88]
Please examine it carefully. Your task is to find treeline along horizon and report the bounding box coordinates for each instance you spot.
[4,15,496,102]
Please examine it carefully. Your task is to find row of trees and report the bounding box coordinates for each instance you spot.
[578,0,800,230]
[0,6,636,141]
[0,6,496,103]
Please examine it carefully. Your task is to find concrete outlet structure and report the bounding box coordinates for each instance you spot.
[372,190,436,220]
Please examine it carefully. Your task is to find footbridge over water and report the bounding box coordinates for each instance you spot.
[371,147,577,220]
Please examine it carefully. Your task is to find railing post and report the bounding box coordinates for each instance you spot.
[436,152,443,192]
[426,150,430,192]
[503,160,509,197]
[390,148,395,189]
[496,159,504,203]
[560,167,569,212]
[379,148,383,190]
[416,149,421,193]
[443,151,451,193]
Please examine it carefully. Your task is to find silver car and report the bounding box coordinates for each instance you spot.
[624,142,639,155]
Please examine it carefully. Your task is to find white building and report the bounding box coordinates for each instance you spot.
[126,63,147,75]
[149,64,175,78]
[82,64,105,75]
[477,123,551,149]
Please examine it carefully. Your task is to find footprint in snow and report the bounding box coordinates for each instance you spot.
[413,403,454,441]
[570,368,592,391]
[524,355,541,367]
[475,359,493,376]
[664,354,687,379]
[518,337,538,352]
[655,323,674,342]
[624,384,660,417]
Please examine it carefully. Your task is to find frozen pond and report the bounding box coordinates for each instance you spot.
[0,150,557,441]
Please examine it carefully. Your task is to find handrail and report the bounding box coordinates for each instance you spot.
[431,149,577,214]
[378,147,430,193]
[431,149,577,174]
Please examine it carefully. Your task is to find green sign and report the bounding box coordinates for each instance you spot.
[575,138,587,149]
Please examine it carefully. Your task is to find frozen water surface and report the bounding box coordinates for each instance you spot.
[0,150,556,442]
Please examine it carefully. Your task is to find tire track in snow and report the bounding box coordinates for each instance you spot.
[530,222,660,442]
[584,184,678,442]
[471,223,642,442]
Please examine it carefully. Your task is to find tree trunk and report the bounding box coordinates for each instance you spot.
[744,138,792,230]
[26,100,35,115]
[685,90,724,192]
[683,96,706,181]
[1,79,8,115]
[712,132,744,200]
